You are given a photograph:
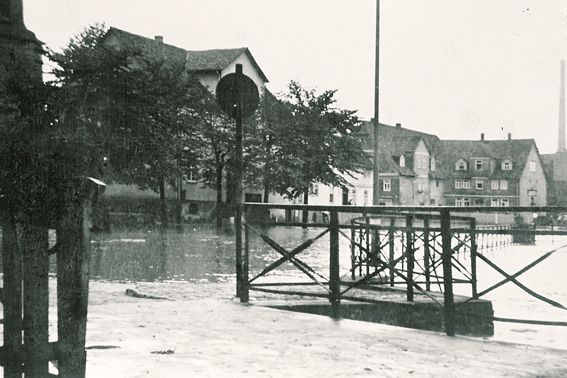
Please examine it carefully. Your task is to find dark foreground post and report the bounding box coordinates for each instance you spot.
[440,209,455,336]
[329,210,341,319]
[22,224,49,377]
[56,182,97,377]
[1,205,23,377]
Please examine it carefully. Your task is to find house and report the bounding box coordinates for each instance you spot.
[361,121,444,206]
[101,27,269,221]
[436,134,547,212]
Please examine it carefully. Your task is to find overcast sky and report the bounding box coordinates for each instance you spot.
[23,0,567,154]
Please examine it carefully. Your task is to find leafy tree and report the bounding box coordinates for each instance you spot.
[250,81,370,214]
[49,24,205,227]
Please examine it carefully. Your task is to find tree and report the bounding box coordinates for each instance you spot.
[251,82,370,217]
[49,24,205,227]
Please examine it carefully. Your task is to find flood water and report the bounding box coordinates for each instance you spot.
[88,224,567,351]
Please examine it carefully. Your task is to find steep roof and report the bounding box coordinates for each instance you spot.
[435,139,537,179]
[361,121,441,155]
[104,27,268,82]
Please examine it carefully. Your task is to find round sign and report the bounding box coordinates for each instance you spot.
[216,71,259,119]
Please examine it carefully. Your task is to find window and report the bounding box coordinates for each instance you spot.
[400,155,405,167]
[491,198,499,207]
[463,180,471,189]
[501,198,510,207]
[351,189,357,205]
[187,166,200,182]
[491,180,499,190]
[502,160,512,170]
[455,198,463,207]
[475,160,483,170]
[500,180,508,190]
[476,180,484,190]
[383,179,391,192]
[530,161,536,172]
[309,183,319,196]
[431,158,436,171]
[463,198,471,206]
[329,193,334,203]
[430,198,436,205]
[456,160,467,171]
[455,179,463,189]
[436,180,440,187]
[363,190,368,205]
[417,159,421,169]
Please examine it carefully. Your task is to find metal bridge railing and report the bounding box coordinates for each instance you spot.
[238,204,567,336]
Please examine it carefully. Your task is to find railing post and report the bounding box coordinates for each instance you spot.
[241,223,250,302]
[365,217,371,276]
[440,209,455,336]
[350,223,356,280]
[470,217,478,299]
[389,217,395,286]
[406,214,414,302]
[330,209,341,319]
[424,216,431,292]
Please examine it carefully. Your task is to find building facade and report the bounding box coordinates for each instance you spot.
[437,134,547,208]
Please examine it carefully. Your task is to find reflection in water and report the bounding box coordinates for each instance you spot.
[90,225,350,283]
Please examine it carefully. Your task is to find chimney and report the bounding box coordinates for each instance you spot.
[155,35,164,44]
[395,123,402,128]
[559,60,566,152]
[508,133,511,140]
[481,133,484,141]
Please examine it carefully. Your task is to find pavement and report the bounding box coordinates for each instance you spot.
[77,280,567,377]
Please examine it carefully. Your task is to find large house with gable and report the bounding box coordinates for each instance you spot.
[436,134,547,209]
[101,27,269,220]
[359,121,444,206]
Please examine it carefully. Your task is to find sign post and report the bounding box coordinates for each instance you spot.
[216,64,259,301]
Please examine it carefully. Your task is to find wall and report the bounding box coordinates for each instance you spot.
[519,144,547,207]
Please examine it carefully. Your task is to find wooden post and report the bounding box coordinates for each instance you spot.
[440,209,455,336]
[56,182,96,377]
[389,217,395,286]
[241,223,250,303]
[470,217,478,299]
[329,210,341,319]
[406,214,414,302]
[424,216,431,292]
[1,206,23,378]
[22,224,49,378]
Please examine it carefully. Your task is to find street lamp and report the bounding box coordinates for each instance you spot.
[527,188,537,206]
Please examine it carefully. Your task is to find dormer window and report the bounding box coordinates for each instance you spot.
[475,159,483,170]
[400,155,405,168]
[430,157,436,171]
[502,160,512,170]
[455,159,467,171]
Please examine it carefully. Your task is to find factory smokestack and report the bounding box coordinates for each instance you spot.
[559,60,566,152]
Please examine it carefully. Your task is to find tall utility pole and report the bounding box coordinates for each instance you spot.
[372,0,381,205]
[559,60,565,152]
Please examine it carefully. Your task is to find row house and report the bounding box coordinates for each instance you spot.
[436,134,547,209]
